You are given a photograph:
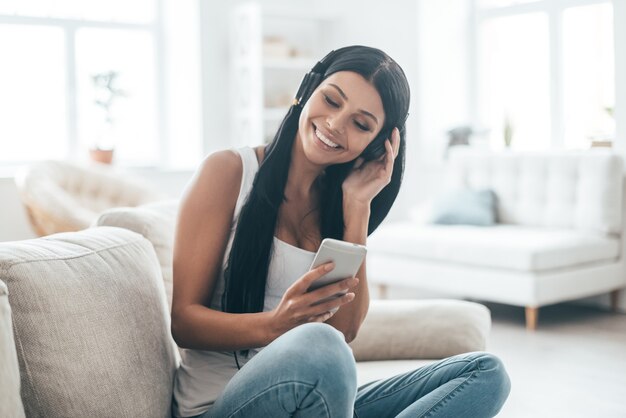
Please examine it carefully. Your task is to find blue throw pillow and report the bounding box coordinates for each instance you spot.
[430,188,497,226]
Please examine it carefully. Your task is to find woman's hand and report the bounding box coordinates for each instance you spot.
[267,262,359,338]
[342,127,401,207]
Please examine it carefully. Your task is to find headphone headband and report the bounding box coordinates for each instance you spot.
[293,50,336,106]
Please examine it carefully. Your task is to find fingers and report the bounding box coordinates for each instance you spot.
[392,127,400,158]
[387,127,400,158]
[304,292,356,318]
[308,310,336,323]
[380,128,400,173]
[288,262,335,295]
[384,137,394,170]
[303,276,359,306]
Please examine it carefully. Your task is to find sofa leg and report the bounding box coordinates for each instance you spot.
[378,284,388,299]
[525,307,538,331]
[610,289,620,312]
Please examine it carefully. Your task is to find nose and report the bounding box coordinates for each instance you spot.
[326,111,347,136]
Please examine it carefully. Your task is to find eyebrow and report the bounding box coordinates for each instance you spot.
[327,83,379,125]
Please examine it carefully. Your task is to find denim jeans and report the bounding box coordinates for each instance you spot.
[190,323,510,418]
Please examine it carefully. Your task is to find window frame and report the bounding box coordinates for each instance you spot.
[0,2,167,166]
[470,0,615,149]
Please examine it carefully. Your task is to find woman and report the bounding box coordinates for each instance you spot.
[171,45,510,418]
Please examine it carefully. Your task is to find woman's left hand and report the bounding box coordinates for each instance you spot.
[342,127,400,206]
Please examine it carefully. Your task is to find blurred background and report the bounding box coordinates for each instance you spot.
[1,0,623,216]
[2,2,625,416]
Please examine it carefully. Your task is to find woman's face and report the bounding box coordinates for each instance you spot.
[297,71,386,166]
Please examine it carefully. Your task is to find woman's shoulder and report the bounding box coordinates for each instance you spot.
[185,150,243,210]
[200,146,264,173]
[200,149,245,181]
[192,146,265,198]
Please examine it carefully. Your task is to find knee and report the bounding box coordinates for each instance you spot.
[291,323,355,367]
[286,323,357,391]
[474,352,511,404]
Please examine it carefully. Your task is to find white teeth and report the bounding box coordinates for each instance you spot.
[315,129,340,148]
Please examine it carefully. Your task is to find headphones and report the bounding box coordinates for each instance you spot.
[293,50,407,162]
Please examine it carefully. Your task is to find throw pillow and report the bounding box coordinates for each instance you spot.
[430,188,497,226]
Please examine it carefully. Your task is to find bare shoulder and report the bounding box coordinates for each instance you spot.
[172,149,244,319]
[186,150,243,200]
[199,149,242,185]
[181,150,243,224]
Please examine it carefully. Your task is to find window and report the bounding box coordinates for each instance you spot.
[562,3,614,148]
[474,0,615,150]
[0,1,163,165]
[0,25,68,161]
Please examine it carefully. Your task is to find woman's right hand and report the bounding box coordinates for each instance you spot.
[267,262,359,338]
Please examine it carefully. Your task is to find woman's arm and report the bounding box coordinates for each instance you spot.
[325,201,370,343]
[170,150,275,351]
[327,128,401,342]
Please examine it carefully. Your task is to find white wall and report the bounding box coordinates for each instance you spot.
[614,0,626,160]
[162,0,203,168]
[0,178,36,241]
[403,0,473,218]
[198,1,232,156]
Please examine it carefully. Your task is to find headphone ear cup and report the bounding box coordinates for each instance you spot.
[295,72,322,106]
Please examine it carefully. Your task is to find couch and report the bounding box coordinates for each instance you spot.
[0,203,490,417]
[367,149,626,330]
[15,160,163,236]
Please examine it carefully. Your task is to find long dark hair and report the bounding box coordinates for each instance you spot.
[222,45,410,317]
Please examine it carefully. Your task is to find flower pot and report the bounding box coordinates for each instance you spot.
[89,148,114,165]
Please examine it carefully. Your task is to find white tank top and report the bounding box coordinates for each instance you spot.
[172,147,316,418]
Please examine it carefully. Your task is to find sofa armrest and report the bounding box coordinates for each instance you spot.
[349,299,491,361]
[0,281,27,418]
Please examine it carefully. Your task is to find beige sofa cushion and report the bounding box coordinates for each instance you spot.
[0,227,178,418]
[0,281,26,418]
[350,299,490,361]
[96,200,178,311]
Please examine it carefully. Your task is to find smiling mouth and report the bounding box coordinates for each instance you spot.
[313,124,343,150]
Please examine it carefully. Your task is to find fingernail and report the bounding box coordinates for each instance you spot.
[325,263,334,272]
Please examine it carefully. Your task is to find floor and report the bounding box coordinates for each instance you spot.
[483,302,626,418]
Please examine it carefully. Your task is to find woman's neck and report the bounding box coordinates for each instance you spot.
[284,133,325,201]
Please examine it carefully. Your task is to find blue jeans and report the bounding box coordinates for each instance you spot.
[191,323,510,418]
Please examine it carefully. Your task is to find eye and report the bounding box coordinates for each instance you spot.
[323,94,339,108]
[354,121,370,132]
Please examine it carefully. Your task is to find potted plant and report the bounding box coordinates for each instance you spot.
[89,70,127,164]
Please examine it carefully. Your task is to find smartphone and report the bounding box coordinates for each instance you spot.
[307,238,367,305]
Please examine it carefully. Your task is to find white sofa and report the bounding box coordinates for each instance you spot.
[0,204,490,417]
[367,150,626,329]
